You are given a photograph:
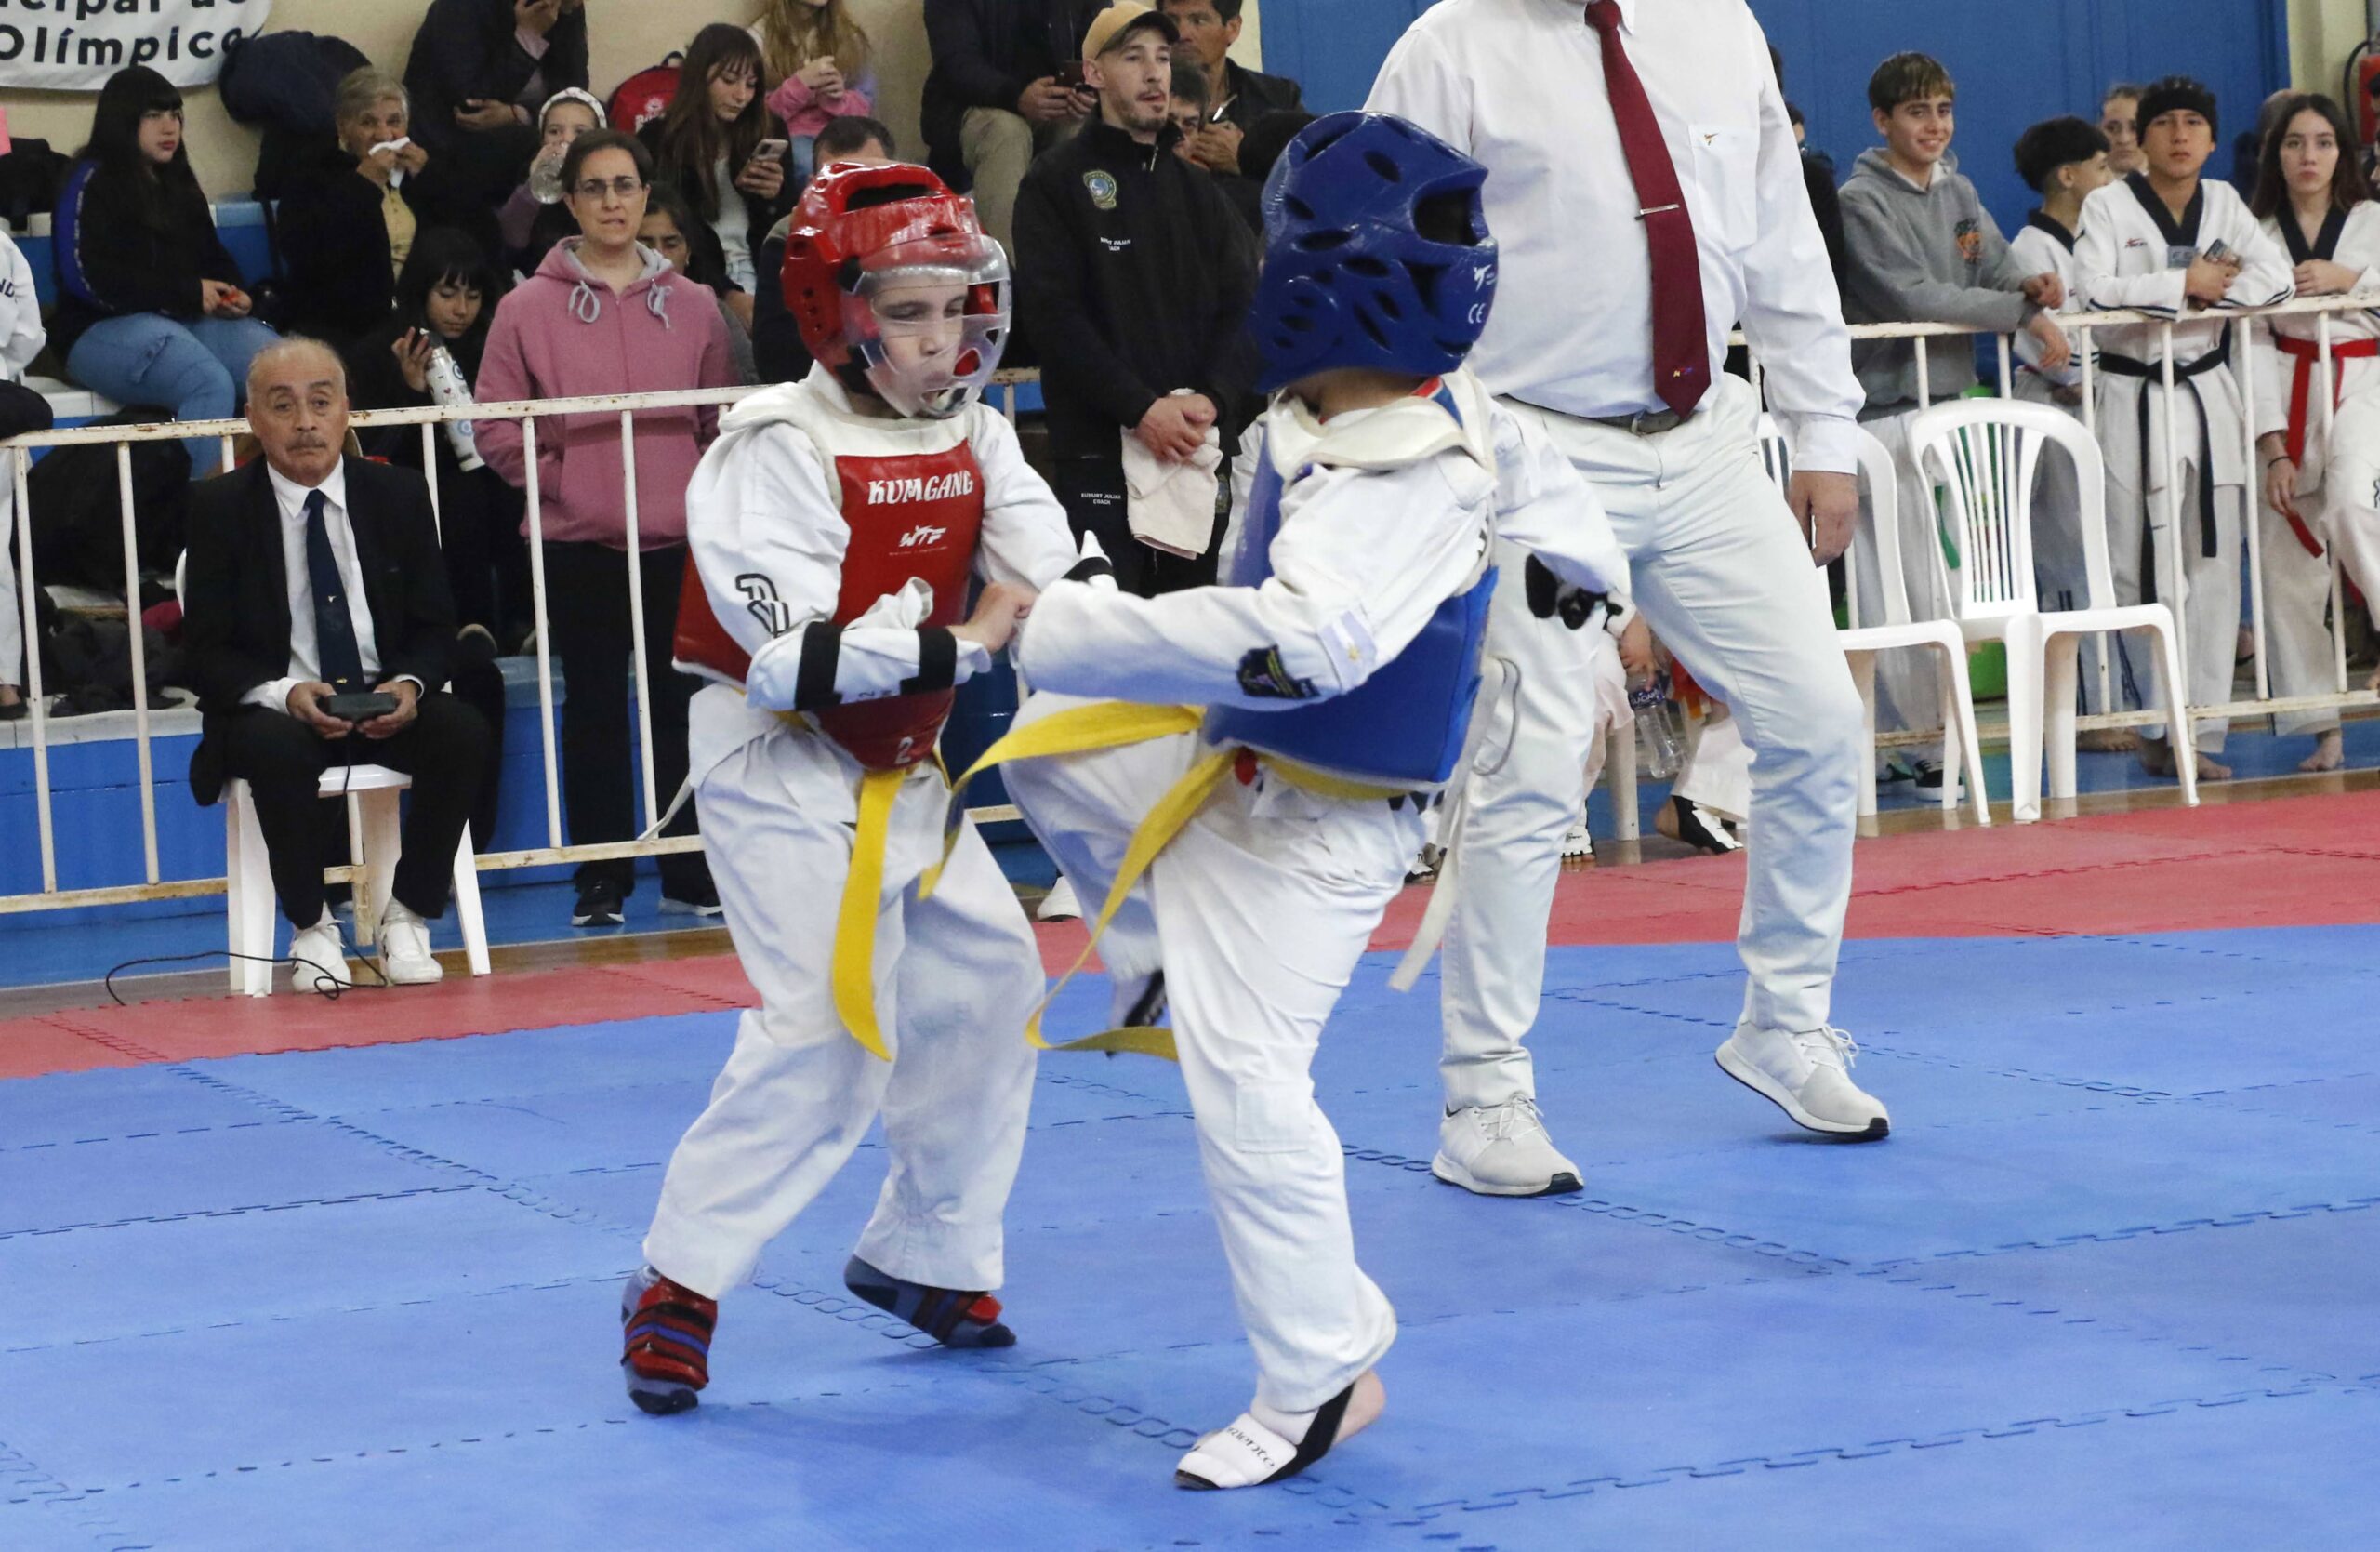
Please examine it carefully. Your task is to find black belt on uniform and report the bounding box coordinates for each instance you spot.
[2096,328,2231,565]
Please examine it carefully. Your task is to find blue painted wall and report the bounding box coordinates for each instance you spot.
[1259,0,2290,237]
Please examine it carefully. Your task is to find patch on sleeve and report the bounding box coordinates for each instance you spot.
[1316,608,1376,694]
[1236,644,1317,701]
[737,573,793,637]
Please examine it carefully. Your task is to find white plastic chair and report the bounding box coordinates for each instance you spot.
[1753,418,1990,826]
[174,553,492,995]
[225,766,491,996]
[1905,398,2197,823]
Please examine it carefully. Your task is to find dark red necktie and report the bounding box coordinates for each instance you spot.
[1585,0,1709,416]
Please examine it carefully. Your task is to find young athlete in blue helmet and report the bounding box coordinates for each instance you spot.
[979,112,1631,1489]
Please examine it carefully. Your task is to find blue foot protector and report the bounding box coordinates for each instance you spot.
[843,1256,1014,1347]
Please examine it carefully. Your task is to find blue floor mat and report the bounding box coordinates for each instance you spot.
[2,925,2376,1550]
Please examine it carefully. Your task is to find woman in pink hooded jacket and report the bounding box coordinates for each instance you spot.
[478,128,736,928]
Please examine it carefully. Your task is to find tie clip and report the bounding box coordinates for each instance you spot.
[1639,203,1681,219]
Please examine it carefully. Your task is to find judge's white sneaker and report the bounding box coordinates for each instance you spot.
[1432,1095,1582,1196]
[377,898,444,986]
[1037,875,1081,922]
[1715,1025,1889,1139]
[286,916,355,993]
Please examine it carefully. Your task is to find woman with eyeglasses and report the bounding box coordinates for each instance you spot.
[477,129,734,928]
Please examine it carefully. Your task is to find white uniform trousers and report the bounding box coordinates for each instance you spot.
[2257,496,2344,737]
[1440,375,1864,1110]
[2317,388,2380,637]
[1673,706,1752,823]
[2011,373,2115,718]
[1854,407,1951,763]
[642,722,1043,1301]
[1002,697,1417,1413]
[2100,378,2242,752]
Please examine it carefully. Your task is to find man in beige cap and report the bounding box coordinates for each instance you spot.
[922,0,1113,258]
[1013,2,1257,596]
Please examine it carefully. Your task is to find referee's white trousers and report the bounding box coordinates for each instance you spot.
[1440,376,1864,1109]
[1003,696,1418,1413]
[642,719,1043,1301]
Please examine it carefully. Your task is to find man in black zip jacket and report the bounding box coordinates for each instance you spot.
[1014,4,1257,597]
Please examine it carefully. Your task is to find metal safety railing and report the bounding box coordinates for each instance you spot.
[7,297,2380,915]
[1,372,1039,916]
[1739,292,2380,749]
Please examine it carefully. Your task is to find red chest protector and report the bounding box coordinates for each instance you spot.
[675,441,985,769]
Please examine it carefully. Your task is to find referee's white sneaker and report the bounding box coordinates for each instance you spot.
[1433,1095,1582,1196]
[1716,1025,1889,1139]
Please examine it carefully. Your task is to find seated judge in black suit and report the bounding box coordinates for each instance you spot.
[182,338,490,990]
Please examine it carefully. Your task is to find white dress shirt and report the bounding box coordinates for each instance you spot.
[245,460,395,714]
[1366,0,1864,471]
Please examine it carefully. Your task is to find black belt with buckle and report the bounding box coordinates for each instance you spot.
[1586,408,1688,435]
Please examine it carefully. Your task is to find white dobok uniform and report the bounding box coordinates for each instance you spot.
[641,368,1081,1302]
[2078,173,2294,751]
[1001,372,1628,1413]
[0,234,42,702]
[1371,0,1869,1111]
[2009,212,2117,718]
[2250,203,2380,736]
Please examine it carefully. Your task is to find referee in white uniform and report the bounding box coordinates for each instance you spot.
[1371,0,1889,1194]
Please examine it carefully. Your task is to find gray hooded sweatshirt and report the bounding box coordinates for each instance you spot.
[1838,148,2036,414]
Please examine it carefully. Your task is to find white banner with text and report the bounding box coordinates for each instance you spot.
[0,0,272,92]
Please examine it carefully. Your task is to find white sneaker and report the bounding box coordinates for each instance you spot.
[286,916,355,993]
[1559,820,1593,863]
[1432,1095,1582,1196]
[377,898,444,986]
[1715,1025,1889,1139]
[1037,875,1081,922]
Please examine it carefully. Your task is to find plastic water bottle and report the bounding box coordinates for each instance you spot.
[1630,674,1682,780]
[424,346,486,472]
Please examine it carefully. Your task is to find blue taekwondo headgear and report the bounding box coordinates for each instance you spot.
[1249,111,1499,393]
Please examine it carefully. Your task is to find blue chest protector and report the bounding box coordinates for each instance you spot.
[1203,443,1498,788]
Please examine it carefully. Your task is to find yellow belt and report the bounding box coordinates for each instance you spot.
[923,700,1404,1063]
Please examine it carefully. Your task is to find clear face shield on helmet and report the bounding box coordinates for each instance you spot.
[841,235,1012,419]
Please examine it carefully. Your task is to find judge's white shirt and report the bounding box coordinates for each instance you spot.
[1365,0,1863,472]
[246,461,402,715]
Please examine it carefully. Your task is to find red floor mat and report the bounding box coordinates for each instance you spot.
[4,791,2374,1079]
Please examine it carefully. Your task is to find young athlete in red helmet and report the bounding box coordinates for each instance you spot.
[618,160,1096,1414]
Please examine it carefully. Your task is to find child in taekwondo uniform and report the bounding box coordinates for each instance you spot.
[617,161,1091,1413]
[2076,76,2294,780]
[990,113,1629,1489]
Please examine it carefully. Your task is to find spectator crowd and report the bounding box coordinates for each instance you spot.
[0,0,2374,958]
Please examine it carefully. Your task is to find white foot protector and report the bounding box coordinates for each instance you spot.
[1037,875,1081,922]
[1175,1371,1385,1490]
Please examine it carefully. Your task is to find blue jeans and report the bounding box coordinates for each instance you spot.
[66,313,283,475]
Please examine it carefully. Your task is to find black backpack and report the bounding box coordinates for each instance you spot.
[25,409,192,594]
[30,590,184,717]
[0,139,71,232]
[218,31,372,200]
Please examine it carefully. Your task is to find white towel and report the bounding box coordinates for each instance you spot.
[1119,395,1223,558]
